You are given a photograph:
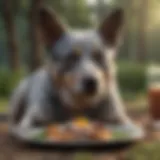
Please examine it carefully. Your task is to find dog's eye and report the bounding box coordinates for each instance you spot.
[92,50,104,65]
[64,51,81,70]
[68,51,81,63]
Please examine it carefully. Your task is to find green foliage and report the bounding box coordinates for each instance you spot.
[48,0,92,28]
[47,0,65,15]
[117,62,147,94]
[64,0,92,28]
[0,98,8,112]
[0,68,25,97]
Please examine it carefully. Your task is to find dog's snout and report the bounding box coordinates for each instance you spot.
[82,77,97,95]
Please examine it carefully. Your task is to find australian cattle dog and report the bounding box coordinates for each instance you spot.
[9,7,132,135]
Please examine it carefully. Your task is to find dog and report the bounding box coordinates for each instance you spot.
[9,7,132,134]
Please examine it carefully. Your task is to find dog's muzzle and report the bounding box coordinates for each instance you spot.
[82,77,98,95]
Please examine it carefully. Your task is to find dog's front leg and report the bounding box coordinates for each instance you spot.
[107,80,133,125]
[14,104,51,137]
[14,105,38,136]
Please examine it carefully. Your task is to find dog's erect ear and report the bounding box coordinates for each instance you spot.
[38,7,66,47]
[99,9,124,47]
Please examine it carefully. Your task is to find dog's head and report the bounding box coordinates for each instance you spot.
[38,7,124,108]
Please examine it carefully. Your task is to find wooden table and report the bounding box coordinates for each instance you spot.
[0,113,159,160]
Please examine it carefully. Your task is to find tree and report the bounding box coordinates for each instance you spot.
[29,0,44,72]
[3,0,20,71]
[47,0,64,15]
[110,0,149,62]
[96,0,106,21]
[66,0,92,28]
[137,0,149,62]
[48,0,92,28]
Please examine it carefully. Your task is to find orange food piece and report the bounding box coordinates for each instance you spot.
[47,125,62,140]
[61,130,75,141]
[47,125,75,141]
[90,128,112,140]
[97,130,112,140]
[72,117,90,128]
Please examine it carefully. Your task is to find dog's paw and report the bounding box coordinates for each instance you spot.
[121,118,138,129]
[10,125,31,139]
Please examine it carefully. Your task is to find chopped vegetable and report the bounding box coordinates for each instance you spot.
[112,130,131,140]
[33,130,46,141]
[29,117,137,142]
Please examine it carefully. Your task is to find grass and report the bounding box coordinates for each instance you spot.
[124,92,148,114]
[126,141,160,160]
[0,98,8,113]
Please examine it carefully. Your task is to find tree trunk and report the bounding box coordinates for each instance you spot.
[137,0,148,62]
[29,0,44,72]
[124,0,134,60]
[97,0,106,22]
[3,0,20,71]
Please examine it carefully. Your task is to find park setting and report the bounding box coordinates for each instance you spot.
[0,0,160,159]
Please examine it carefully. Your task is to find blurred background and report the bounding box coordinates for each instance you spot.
[0,0,160,159]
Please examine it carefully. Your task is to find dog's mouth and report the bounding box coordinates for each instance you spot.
[59,85,106,110]
[68,90,101,109]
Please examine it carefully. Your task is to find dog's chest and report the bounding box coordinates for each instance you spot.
[48,89,110,122]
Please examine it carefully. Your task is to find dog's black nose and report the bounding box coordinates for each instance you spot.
[82,77,97,95]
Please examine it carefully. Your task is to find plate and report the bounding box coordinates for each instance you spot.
[10,123,145,151]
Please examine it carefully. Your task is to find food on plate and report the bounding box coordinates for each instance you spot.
[72,117,90,128]
[70,117,94,135]
[112,130,131,139]
[44,117,113,141]
[31,117,139,142]
[89,128,112,140]
[47,125,62,140]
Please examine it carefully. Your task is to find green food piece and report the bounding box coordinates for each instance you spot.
[112,131,131,140]
[33,130,46,141]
